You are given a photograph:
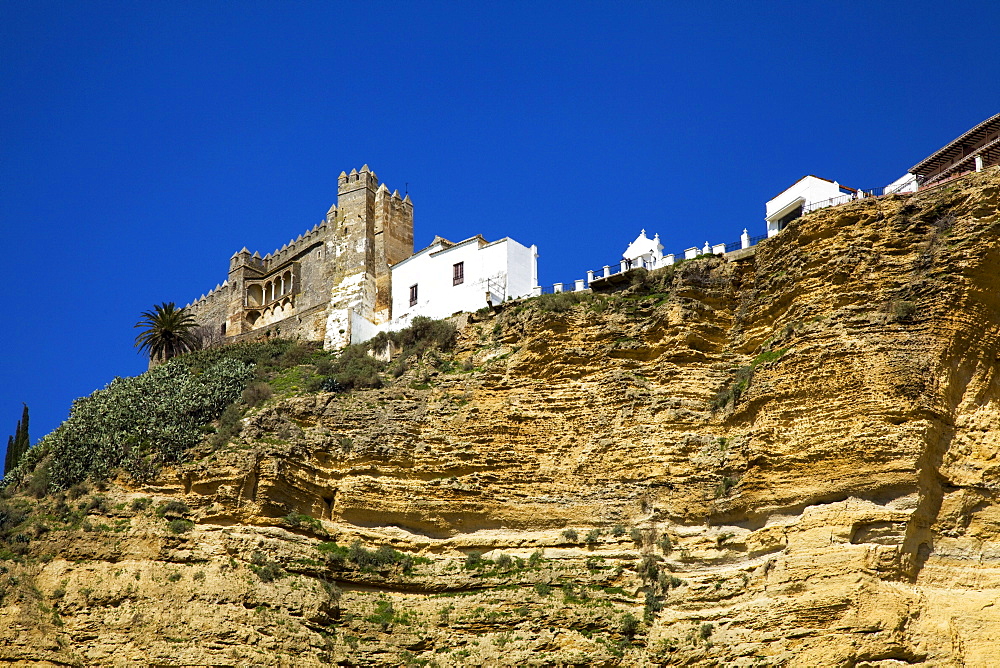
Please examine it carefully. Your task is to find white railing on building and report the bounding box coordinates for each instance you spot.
[536,227,773,295]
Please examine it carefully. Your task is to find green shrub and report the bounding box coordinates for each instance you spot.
[80,495,110,514]
[376,316,457,359]
[241,382,273,407]
[464,551,483,570]
[366,598,397,628]
[320,577,341,603]
[751,348,788,366]
[167,519,193,534]
[494,553,514,570]
[26,462,51,499]
[283,511,322,532]
[527,549,544,567]
[630,527,644,547]
[658,534,672,554]
[156,500,189,518]
[715,476,736,498]
[250,550,283,582]
[347,540,408,571]
[12,353,257,490]
[562,582,587,603]
[561,528,579,542]
[699,622,713,640]
[66,483,88,500]
[636,554,661,581]
[585,528,602,545]
[325,344,385,390]
[130,497,151,512]
[276,343,312,369]
[534,291,591,313]
[209,403,244,449]
[712,365,753,410]
[620,612,640,639]
[533,582,551,596]
[644,588,663,621]
[316,541,351,569]
[611,524,626,538]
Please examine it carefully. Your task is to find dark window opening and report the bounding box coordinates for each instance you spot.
[453,261,464,286]
[775,204,803,231]
[409,284,418,307]
[221,323,227,335]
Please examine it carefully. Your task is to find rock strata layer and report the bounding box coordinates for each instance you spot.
[1,169,998,666]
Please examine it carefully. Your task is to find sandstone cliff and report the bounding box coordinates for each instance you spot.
[1,169,998,667]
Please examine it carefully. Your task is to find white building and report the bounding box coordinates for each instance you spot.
[765,175,857,237]
[623,229,665,266]
[387,234,538,329]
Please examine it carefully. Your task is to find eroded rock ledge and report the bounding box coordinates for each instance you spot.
[1,169,998,666]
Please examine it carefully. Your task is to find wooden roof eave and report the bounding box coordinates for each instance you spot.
[910,113,1000,176]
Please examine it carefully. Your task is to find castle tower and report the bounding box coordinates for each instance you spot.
[225,248,258,336]
[324,166,414,348]
[372,183,414,318]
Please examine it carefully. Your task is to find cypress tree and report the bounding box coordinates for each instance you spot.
[3,404,30,476]
[3,434,12,476]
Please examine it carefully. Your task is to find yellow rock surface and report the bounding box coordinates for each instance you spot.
[1,168,998,666]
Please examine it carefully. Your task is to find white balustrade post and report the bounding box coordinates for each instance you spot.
[741,229,750,249]
[664,253,675,265]
[620,260,628,273]
[574,279,585,291]
[553,283,563,293]
[976,154,984,171]
[586,270,595,285]
[603,265,611,278]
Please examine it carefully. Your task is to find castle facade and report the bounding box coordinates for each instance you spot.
[186,166,413,350]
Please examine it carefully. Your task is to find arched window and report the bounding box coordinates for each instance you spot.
[247,284,263,307]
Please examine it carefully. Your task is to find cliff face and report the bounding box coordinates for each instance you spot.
[1,169,998,667]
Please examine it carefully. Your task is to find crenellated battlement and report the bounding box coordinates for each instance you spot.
[338,164,379,193]
[185,280,230,310]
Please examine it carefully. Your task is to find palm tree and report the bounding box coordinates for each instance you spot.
[134,302,200,362]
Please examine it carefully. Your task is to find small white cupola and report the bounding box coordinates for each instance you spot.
[623,229,664,264]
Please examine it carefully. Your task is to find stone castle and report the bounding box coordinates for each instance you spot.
[186,166,413,350]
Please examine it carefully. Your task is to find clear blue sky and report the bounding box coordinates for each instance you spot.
[2,1,999,458]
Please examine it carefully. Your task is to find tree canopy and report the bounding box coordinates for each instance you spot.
[134,302,200,362]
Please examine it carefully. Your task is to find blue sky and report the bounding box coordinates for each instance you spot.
[2,1,999,458]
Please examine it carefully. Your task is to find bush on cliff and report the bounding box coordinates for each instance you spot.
[4,349,260,491]
[310,316,457,392]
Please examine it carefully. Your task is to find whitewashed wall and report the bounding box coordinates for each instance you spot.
[766,176,850,237]
[389,236,538,324]
[885,172,918,194]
